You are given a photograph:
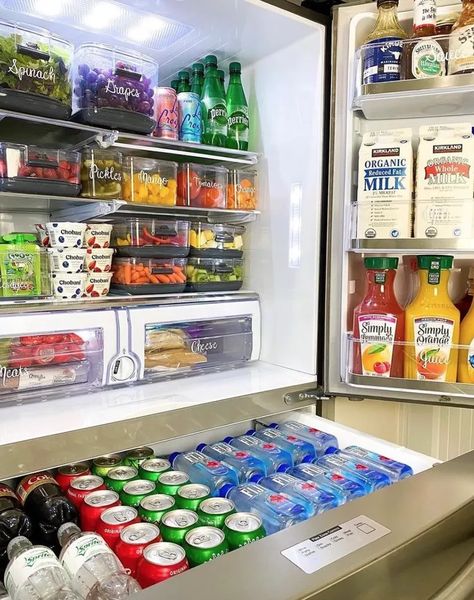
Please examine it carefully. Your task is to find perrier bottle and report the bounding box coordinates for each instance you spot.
[226,62,249,151]
[201,55,227,147]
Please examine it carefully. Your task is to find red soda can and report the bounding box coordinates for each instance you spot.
[66,475,105,508]
[136,542,189,588]
[115,522,161,577]
[80,489,120,531]
[56,463,90,493]
[153,87,178,140]
[96,505,140,549]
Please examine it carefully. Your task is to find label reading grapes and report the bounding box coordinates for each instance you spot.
[5,547,59,597]
[358,315,397,377]
[413,317,454,381]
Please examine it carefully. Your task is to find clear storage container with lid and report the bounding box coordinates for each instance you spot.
[177,163,227,208]
[80,148,123,199]
[186,257,243,292]
[189,223,244,258]
[122,157,177,206]
[111,257,187,294]
[227,169,258,210]
[72,43,158,133]
[0,20,72,119]
[112,219,190,258]
[0,143,80,196]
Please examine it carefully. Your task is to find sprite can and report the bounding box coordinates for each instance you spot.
[156,471,190,496]
[176,484,211,511]
[120,479,156,507]
[223,512,266,549]
[184,526,229,566]
[197,498,235,529]
[92,454,122,477]
[138,458,171,482]
[123,447,154,469]
[105,466,138,493]
[139,494,175,524]
[160,509,199,544]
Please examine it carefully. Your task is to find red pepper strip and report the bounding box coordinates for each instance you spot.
[142,226,171,245]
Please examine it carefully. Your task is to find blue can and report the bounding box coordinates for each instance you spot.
[178,91,201,143]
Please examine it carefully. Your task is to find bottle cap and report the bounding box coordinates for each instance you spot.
[325,446,339,455]
[57,522,81,547]
[218,483,235,498]
[217,69,225,81]
[245,429,256,436]
[301,454,314,463]
[223,436,234,443]
[364,257,399,270]
[229,62,242,74]
[268,423,279,429]
[417,255,453,270]
[7,536,31,560]
[192,62,204,73]
[168,452,181,464]
[276,463,291,473]
[248,473,264,484]
[377,0,398,6]
[205,55,218,68]
[196,443,206,452]
[178,70,189,79]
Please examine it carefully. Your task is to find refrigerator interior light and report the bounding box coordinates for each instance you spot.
[32,0,66,17]
[81,1,124,29]
[127,16,167,43]
[289,183,303,268]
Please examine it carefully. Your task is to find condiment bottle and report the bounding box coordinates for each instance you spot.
[448,0,474,75]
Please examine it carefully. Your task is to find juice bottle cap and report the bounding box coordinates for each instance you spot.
[364,257,399,270]
[178,70,189,80]
[192,62,204,73]
[205,55,218,68]
[377,0,398,6]
[229,62,242,74]
[417,255,453,270]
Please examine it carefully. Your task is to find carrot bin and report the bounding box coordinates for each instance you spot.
[176,163,227,208]
[111,257,187,295]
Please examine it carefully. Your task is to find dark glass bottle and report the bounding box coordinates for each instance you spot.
[0,484,33,576]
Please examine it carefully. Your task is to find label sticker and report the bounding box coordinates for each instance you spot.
[281,515,391,574]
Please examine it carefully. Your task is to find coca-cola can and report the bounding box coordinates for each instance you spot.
[115,522,162,577]
[80,489,120,531]
[153,87,178,140]
[136,542,189,588]
[56,463,91,493]
[96,505,140,549]
[66,475,105,508]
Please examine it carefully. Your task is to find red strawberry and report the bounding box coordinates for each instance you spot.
[85,284,94,294]
[91,290,100,297]
[42,236,49,247]
[88,237,96,247]
[93,267,101,272]
[88,260,96,270]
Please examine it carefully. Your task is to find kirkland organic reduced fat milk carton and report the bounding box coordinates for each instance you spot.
[357,129,413,239]
[415,123,474,238]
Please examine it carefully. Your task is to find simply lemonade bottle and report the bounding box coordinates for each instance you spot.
[457,274,474,383]
[404,256,460,382]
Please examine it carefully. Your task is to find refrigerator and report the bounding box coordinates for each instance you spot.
[0,0,472,598]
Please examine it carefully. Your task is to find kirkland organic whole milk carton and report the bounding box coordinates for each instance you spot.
[415,123,474,238]
[357,129,413,239]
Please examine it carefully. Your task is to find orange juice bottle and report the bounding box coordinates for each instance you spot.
[457,270,474,382]
[404,255,460,382]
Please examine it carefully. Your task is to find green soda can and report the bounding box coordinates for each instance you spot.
[160,509,199,545]
[223,512,266,549]
[155,471,190,496]
[197,498,236,529]
[123,447,154,469]
[176,484,211,512]
[92,454,122,478]
[139,493,175,524]
[120,479,156,507]
[184,526,229,566]
[138,458,171,482]
[105,466,138,493]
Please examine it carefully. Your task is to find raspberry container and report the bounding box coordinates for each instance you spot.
[111,257,187,295]
[112,219,190,258]
[72,43,158,133]
[0,143,80,196]
[189,223,245,258]
[177,164,227,208]
[122,157,177,206]
[185,257,243,292]
[80,148,123,199]
[227,170,257,210]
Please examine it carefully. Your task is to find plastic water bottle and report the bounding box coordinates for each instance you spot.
[252,473,339,514]
[270,421,339,456]
[5,536,80,600]
[58,523,141,599]
[339,446,413,482]
[289,463,365,502]
[196,442,267,482]
[224,435,293,473]
[169,451,239,496]
[315,454,391,493]
[224,483,314,534]
[246,427,316,464]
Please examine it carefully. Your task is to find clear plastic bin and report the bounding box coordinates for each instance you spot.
[0,20,72,119]
[122,157,177,206]
[177,163,227,208]
[112,219,190,258]
[186,257,243,292]
[80,148,123,199]
[189,223,244,258]
[227,170,257,210]
[0,143,80,196]
[111,257,187,295]
[72,43,158,133]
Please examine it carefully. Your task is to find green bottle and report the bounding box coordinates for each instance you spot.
[226,62,249,151]
[170,79,179,92]
[177,70,191,94]
[217,69,226,96]
[191,63,204,97]
[201,55,227,147]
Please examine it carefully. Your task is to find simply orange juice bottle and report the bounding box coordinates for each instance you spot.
[404,255,460,382]
[457,270,474,383]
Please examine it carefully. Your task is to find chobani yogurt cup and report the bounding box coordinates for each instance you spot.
[45,222,87,248]
[35,224,50,247]
[85,248,114,273]
[47,248,87,273]
[85,272,113,297]
[51,272,87,299]
[85,224,113,248]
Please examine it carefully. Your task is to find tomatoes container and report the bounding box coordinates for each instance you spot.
[227,170,258,210]
[111,257,187,295]
[72,43,158,134]
[186,257,243,292]
[122,157,177,206]
[177,163,227,208]
[0,20,73,119]
[8,331,87,370]
[112,219,190,258]
[189,223,245,258]
[80,148,123,199]
[0,143,80,196]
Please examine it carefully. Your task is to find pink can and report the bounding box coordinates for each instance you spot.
[153,87,178,140]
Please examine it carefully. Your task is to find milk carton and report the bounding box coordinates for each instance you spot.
[415,123,474,239]
[357,129,413,239]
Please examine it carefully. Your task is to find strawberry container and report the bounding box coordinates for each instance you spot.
[111,257,187,295]
[186,257,243,292]
[189,223,245,258]
[177,163,227,208]
[112,219,190,258]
